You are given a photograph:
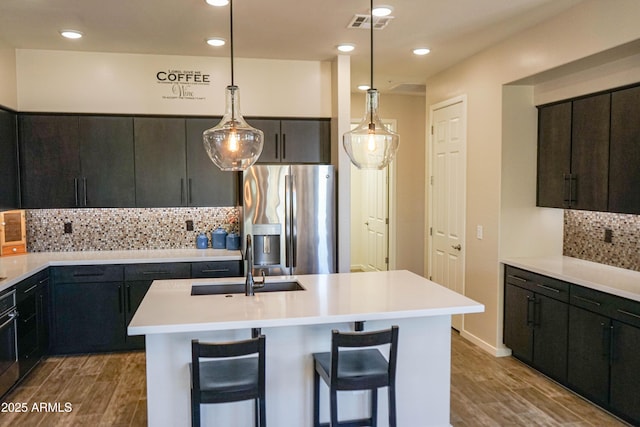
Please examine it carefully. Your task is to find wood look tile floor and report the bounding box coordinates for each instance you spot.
[0,332,629,426]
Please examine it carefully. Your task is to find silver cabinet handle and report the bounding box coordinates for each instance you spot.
[536,283,561,293]
[618,309,640,320]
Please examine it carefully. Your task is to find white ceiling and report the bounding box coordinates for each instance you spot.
[0,0,583,94]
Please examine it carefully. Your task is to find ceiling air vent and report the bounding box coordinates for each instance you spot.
[347,14,394,30]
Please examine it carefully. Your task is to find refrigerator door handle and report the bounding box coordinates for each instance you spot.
[291,173,297,268]
[284,174,292,268]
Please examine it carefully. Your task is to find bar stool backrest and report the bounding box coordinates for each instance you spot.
[330,325,399,388]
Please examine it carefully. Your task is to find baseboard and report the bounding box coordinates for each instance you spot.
[459,329,512,357]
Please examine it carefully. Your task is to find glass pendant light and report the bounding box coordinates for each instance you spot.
[203,0,263,171]
[343,0,399,170]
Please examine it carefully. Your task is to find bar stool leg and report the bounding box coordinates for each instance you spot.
[191,389,200,427]
[259,397,266,427]
[388,384,397,427]
[329,386,339,427]
[370,388,378,427]
[313,370,320,427]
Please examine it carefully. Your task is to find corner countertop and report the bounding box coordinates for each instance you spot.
[0,249,242,293]
[127,270,485,335]
[501,256,640,302]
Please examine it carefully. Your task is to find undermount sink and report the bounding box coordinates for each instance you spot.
[191,280,305,296]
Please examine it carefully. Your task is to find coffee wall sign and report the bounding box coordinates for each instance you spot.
[156,69,211,101]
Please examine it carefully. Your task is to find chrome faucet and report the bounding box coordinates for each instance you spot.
[245,234,265,296]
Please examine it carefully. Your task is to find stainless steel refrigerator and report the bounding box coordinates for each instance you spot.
[243,164,336,276]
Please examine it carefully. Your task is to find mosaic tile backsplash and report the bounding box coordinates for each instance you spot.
[564,210,640,271]
[26,207,239,252]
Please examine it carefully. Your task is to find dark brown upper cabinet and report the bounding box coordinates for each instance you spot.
[0,108,19,210]
[537,84,640,214]
[19,115,135,208]
[609,85,640,214]
[248,118,330,164]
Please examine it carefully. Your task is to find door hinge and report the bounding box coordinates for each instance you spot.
[385,257,389,264]
[430,176,434,185]
[431,125,434,135]
[385,218,389,225]
[429,227,432,236]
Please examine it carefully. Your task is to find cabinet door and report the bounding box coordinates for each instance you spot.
[19,115,81,208]
[567,305,610,407]
[570,94,610,211]
[124,281,153,349]
[249,119,281,163]
[185,118,237,206]
[610,320,640,424]
[79,116,135,207]
[609,86,640,214]
[281,119,330,163]
[134,117,187,207]
[0,108,19,210]
[503,283,534,363]
[51,281,125,354]
[537,102,571,208]
[533,294,568,382]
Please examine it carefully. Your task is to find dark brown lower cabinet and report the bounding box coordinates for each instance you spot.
[504,283,568,383]
[506,264,640,426]
[567,305,610,407]
[609,320,640,423]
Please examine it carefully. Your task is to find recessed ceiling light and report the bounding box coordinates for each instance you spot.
[206,37,226,47]
[372,5,393,17]
[205,0,229,6]
[337,44,355,53]
[413,48,431,56]
[357,85,370,91]
[60,30,83,40]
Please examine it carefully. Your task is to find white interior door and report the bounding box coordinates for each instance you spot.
[430,99,466,331]
[350,121,395,273]
[363,168,389,271]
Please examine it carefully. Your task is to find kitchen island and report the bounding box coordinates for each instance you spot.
[129,270,483,427]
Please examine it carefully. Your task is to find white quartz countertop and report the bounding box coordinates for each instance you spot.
[128,270,485,335]
[502,256,640,302]
[0,249,242,293]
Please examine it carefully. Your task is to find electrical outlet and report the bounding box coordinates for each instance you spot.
[186,220,194,231]
[64,222,72,234]
[604,228,613,243]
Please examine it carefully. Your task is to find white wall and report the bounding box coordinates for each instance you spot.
[16,49,332,117]
[0,41,17,109]
[424,0,640,354]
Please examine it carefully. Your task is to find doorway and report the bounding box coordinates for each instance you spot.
[428,96,467,331]
[350,120,397,272]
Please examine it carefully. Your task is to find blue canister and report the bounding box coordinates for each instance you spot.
[211,228,228,249]
[226,232,240,250]
[196,232,209,249]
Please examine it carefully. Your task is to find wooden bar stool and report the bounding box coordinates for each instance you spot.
[190,335,266,427]
[312,325,399,427]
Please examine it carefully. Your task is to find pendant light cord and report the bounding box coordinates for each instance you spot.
[369,0,374,126]
[230,0,235,87]
[369,0,373,90]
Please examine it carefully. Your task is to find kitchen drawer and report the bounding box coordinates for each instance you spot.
[611,295,640,329]
[51,265,124,283]
[505,265,570,302]
[569,285,615,317]
[14,269,48,303]
[191,261,242,278]
[124,262,190,281]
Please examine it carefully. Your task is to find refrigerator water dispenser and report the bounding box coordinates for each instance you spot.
[252,224,281,266]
